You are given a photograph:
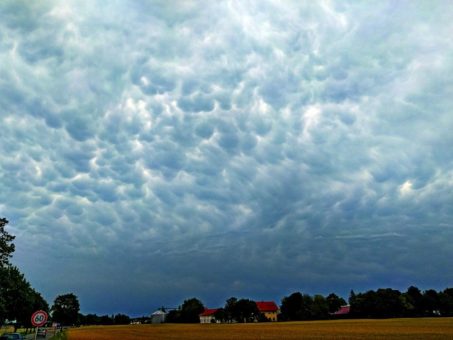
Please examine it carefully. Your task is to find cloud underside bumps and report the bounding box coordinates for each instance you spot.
[1,1,453,314]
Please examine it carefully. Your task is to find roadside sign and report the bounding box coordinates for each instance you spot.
[31,310,48,327]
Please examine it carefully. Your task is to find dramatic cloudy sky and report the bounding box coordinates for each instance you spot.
[1,0,452,315]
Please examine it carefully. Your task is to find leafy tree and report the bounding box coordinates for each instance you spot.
[326,293,347,313]
[281,292,314,321]
[312,295,329,319]
[222,297,259,323]
[439,288,453,316]
[166,298,204,323]
[165,309,181,323]
[0,218,15,267]
[403,286,424,316]
[0,294,6,326]
[375,288,405,318]
[83,314,100,325]
[213,308,227,323]
[51,293,80,325]
[99,315,113,325]
[350,288,405,318]
[224,297,238,322]
[114,313,131,325]
[0,266,48,330]
[349,290,373,317]
[281,292,303,320]
[79,313,131,325]
[234,299,259,323]
[180,298,204,323]
[422,289,440,315]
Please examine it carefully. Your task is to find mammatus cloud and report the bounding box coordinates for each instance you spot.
[1,0,452,314]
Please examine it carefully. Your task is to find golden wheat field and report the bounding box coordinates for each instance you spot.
[67,317,453,339]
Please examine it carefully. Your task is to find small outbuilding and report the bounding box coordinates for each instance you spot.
[151,309,167,324]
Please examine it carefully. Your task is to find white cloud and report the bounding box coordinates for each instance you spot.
[399,180,414,196]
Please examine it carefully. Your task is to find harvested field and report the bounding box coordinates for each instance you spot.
[67,317,453,339]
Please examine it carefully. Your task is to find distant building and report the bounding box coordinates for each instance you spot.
[200,308,219,324]
[151,309,167,324]
[331,305,350,316]
[255,301,279,321]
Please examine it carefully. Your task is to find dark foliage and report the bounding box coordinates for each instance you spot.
[51,293,80,326]
[0,218,48,329]
[326,293,347,314]
[78,313,131,325]
[0,218,15,268]
[280,292,316,320]
[166,298,204,323]
[0,266,48,329]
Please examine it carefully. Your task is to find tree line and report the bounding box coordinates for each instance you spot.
[166,297,265,323]
[2,216,453,326]
[78,313,131,326]
[349,287,453,318]
[167,286,453,324]
[165,294,345,323]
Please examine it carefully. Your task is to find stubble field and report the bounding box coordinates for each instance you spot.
[66,317,453,339]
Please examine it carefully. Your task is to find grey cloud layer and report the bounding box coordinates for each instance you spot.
[1,0,452,314]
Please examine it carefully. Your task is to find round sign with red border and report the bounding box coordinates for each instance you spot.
[31,310,48,327]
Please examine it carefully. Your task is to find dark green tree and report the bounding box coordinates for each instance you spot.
[180,298,204,323]
[326,293,347,313]
[403,286,424,316]
[374,288,405,318]
[0,218,15,326]
[114,313,131,325]
[222,297,259,323]
[165,309,181,323]
[349,290,370,317]
[350,288,405,318]
[51,293,80,325]
[312,294,329,319]
[421,289,440,315]
[224,297,238,322]
[0,294,6,326]
[233,299,259,323]
[281,292,315,321]
[99,315,113,325]
[0,266,48,329]
[83,314,100,325]
[439,288,453,316]
[0,218,15,267]
[281,292,302,320]
[213,308,227,323]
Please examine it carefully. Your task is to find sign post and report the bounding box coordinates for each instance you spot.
[31,310,48,340]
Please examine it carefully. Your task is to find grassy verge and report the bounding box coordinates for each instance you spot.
[50,330,68,340]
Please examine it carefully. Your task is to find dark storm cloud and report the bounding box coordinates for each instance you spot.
[1,0,452,314]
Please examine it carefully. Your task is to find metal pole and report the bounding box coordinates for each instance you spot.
[34,326,38,340]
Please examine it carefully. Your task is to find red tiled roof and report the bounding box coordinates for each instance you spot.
[200,308,219,317]
[332,305,350,315]
[255,301,279,313]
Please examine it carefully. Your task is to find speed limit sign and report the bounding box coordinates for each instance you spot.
[31,310,48,327]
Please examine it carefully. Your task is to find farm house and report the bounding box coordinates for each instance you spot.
[199,308,219,323]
